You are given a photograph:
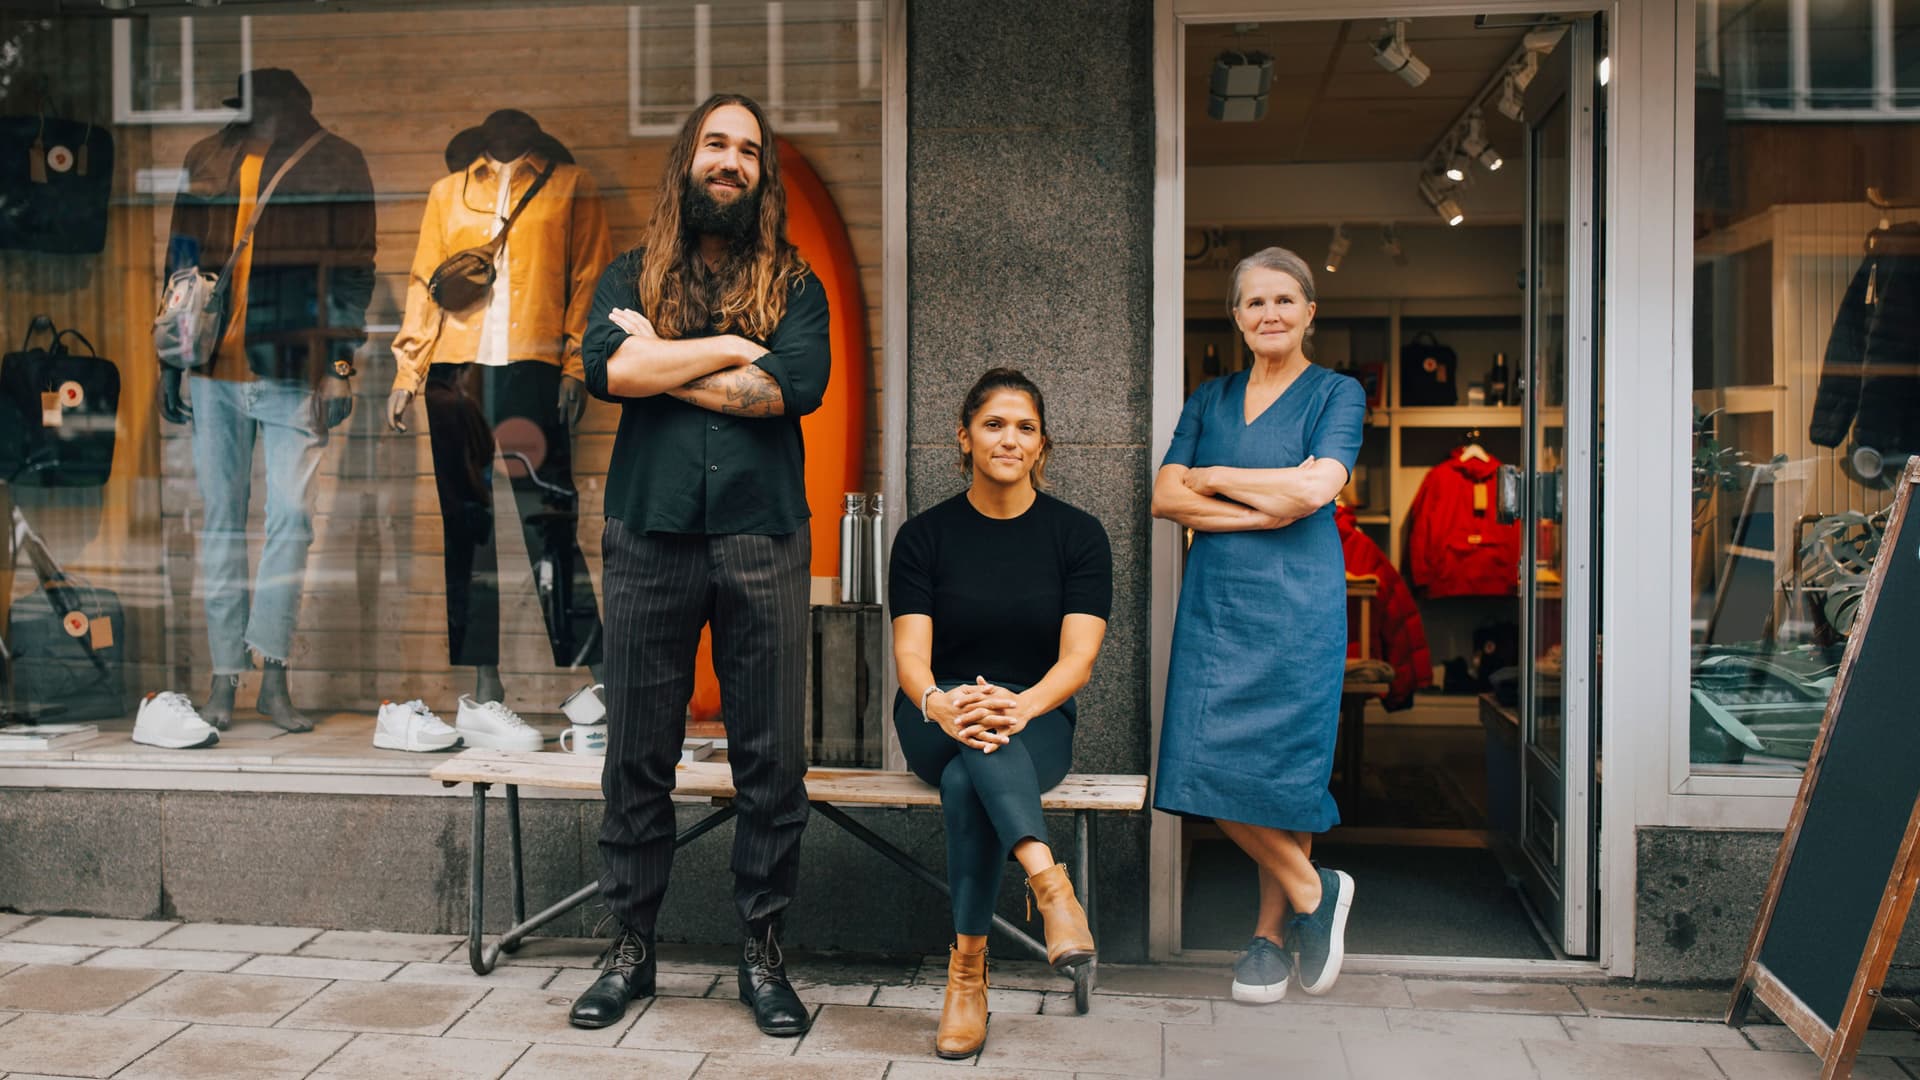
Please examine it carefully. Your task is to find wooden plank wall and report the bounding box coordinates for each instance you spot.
[4,5,882,717]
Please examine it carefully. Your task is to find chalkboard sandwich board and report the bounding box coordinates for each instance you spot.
[1728,458,1920,1080]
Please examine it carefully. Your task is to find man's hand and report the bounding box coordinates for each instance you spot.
[558,374,587,429]
[608,307,657,340]
[160,369,192,425]
[387,388,414,432]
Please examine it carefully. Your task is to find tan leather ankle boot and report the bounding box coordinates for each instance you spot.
[936,945,988,1059]
[1026,863,1096,969]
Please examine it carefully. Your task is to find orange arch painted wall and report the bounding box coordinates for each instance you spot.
[689,138,871,722]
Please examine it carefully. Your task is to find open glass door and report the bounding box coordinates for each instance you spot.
[1509,15,1601,958]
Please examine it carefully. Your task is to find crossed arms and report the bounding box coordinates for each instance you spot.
[597,306,786,417]
[1149,458,1350,533]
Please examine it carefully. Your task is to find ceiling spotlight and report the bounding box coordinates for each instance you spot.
[1419,177,1465,227]
[1324,225,1351,273]
[1496,73,1526,122]
[1510,50,1542,93]
[1381,224,1407,267]
[1459,112,1502,172]
[1372,19,1430,88]
[1444,150,1471,183]
[1208,51,1273,122]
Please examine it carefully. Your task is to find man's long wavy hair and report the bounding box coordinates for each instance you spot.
[635,93,807,340]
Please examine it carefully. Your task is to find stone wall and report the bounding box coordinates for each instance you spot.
[1637,827,1920,989]
[905,0,1158,960]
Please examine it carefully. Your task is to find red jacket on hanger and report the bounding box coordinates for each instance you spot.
[1337,504,1433,711]
[1404,447,1520,598]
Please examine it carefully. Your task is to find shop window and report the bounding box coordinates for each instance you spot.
[1688,2,1920,776]
[111,16,252,124]
[1708,0,1920,117]
[629,1,880,136]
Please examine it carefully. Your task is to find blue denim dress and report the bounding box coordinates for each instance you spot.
[1155,364,1366,832]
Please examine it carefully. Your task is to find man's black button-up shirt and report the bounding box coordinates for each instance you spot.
[581,247,831,536]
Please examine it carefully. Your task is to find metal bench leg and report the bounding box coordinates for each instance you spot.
[503,785,526,953]
[468,783,493,974]
[1070,809,1098,1013]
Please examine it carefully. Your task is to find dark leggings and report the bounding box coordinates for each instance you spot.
[893,685,1074,936]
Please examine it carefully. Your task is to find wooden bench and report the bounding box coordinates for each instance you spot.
[430,749,1149,1012]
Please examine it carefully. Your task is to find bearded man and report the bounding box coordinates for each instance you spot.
[570,94,829,1036]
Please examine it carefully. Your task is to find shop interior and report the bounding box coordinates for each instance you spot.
[1177,14,1589,960]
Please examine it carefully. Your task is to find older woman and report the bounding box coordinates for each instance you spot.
[890,367,1111,1059]
[1151,247,1366,1004]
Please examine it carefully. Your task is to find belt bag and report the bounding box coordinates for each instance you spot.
[428,160,555,312]
[152,130,325,372]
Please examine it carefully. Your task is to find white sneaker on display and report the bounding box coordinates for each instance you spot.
[373,699,461,753]
[132,691,219,750]
[455,695,543,751]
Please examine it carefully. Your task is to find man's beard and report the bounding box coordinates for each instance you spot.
[682,177,760,242]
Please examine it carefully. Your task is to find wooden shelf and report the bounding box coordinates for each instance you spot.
[1354,514,1390,525]
[1390,405,1524,427]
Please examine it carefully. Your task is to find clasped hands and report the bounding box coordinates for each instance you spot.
[928,676,1034,753]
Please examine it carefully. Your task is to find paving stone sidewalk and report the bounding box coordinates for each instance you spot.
[0,914,1909,1078]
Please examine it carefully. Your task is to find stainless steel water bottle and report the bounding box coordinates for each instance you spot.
[839,493,864,603]
[865,492,885,606]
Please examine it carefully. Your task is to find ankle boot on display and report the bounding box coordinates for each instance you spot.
[1026,863,1096,970]
[936,945,989,1059]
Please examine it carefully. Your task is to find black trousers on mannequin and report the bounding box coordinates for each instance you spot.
[893,685,1075,935]
[423,361,603,669]
[596,520,811,935]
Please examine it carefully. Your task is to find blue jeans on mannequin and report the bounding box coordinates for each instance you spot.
[189,375,326,677]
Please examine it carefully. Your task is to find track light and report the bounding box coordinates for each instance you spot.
[1496,73,1526,122]
[1445,150,1471,183]
[1324,225,1350,273]
[1459,112,1502,172]
[1371,19,1430,88]
[1207,51,1273,122]
[1420,177,1464,227]
[1381,224,1407,267]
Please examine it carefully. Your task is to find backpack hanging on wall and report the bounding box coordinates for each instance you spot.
[0,102,113,254]
[1399,330,1459,406]
[0,315,120,487]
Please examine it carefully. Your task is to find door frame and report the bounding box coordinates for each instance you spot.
[1149,0,1656,976]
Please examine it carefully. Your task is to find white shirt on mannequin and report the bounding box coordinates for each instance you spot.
[475,154,520,367]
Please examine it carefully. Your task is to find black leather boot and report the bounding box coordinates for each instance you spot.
[738,924,810,1036]
[569,925,654,1029]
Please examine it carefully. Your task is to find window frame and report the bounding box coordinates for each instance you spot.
[1708,0,1917,120]
[110,15,253,126]
[627,0,876,137]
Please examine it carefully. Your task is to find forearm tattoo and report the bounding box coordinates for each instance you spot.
[676,364,783,416]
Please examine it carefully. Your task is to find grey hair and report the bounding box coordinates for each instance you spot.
[1227,246,1317,313]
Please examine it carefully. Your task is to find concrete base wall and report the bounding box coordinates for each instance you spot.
[0,787,1143,960]
[1636,827,1920,989]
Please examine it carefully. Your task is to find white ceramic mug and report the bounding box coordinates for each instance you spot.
[558,724,607,756]
[561,683,606,726]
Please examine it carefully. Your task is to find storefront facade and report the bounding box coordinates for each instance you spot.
[0,0,1911,984]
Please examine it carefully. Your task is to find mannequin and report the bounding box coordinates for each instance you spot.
[159,68,375,733]
[389,109,609,708]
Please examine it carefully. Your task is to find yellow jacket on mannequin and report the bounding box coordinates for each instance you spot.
[391,153,612,392]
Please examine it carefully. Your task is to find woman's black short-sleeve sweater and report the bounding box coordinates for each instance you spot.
[887,490,1112,688]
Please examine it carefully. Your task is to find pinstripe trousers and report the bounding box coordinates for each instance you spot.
[596,519,812,936]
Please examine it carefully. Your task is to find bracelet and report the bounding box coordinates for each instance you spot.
[920,683,942,723]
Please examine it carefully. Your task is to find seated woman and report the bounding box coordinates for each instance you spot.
[889,367,1112,1060]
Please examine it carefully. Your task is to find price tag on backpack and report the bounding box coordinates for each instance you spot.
[42,391,62,427]
[62,611,89,638]
[90,616,114,650]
